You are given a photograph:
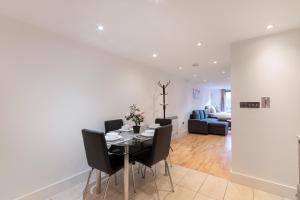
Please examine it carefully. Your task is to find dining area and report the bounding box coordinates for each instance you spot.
[81,105,174,200]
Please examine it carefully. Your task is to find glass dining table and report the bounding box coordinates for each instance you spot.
[95,128,153,200]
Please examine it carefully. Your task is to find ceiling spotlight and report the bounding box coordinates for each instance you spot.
[197,42,202,46]
[267,24,274,30]
[152,53,157,58]
[222,71,226,74]
[213,61,218,64]
[97,25,104,31]
[178,66,183,70]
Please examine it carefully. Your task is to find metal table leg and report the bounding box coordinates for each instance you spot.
[124,145,129,200]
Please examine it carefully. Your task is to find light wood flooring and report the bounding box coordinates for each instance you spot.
[171,133,231,179]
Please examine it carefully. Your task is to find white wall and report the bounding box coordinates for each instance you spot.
[0,15,192,199]
[231,28,300,197]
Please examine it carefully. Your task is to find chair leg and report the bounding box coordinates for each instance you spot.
[150,166,156,177]
[138,163,140,174]
[142,165,146,179]
[103,176,110,200]
[131,164,136,193]
[169,154,173,168]
[165,160,174,192]
[83,168,93,200]
[114,173,118,185]
[170,146,174,152]
[164,161,168,176]
[151,168,160,200]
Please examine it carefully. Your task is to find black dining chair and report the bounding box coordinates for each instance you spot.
[155,118,174,167]
[155,118,172,126]
[81,129,136,200]
[132,125,174,200]
[104,119,123,133]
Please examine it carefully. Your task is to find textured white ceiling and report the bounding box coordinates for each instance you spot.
[1,0,300,87]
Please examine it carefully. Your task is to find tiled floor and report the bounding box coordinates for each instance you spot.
[49,162,289,200]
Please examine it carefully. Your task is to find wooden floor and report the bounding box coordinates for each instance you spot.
[171,133,231,179]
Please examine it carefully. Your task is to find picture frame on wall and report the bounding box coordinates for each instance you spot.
[193,88,200,99]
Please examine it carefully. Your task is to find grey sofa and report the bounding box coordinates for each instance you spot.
[188,110,228,136]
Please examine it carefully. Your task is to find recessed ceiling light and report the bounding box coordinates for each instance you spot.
[97,25,104,31]
[152,53,157,58]
[222,71,226,74]
[178,66,183,70]
[197,42,202,46]
[267,24,274,30]
[213,61,218,64]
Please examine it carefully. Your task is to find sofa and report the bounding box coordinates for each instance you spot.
[188,110,228,136]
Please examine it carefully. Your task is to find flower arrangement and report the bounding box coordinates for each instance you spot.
[125,104,144,126]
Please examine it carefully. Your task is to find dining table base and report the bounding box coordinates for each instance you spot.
[124,145,129,200]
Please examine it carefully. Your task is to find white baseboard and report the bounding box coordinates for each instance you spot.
[13,169,93,200]
[230,170,297,199]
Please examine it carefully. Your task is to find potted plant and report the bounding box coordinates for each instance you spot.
[125,104,144,133]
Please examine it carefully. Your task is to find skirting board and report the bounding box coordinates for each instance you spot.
[230,170,297,199]
[13,168,94,200]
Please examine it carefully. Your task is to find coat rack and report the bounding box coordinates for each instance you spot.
[158,80,170,119]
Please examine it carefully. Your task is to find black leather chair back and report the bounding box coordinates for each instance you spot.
[151,125,172,164]
[155,118,172,126]
[104,119,123,133]
[82,129,112,174]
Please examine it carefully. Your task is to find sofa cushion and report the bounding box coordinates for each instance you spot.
[203,109,209,118]
[201,118,218,123]
[199,110,205,119]
[191,110,200,119]
[201,118,228,127]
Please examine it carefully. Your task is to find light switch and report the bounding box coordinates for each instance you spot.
[261,97,270,108]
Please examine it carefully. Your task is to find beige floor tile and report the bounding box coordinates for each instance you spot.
[199,175,228,200]
[49,165,286,200]
[131,189,157,200]
[51,182,85,200]
[254,189,282,200]
[224,182,253,200]
[161,164,189,184]
[177,169,208,192]
[164,185,196,200]
[194,193,215,200]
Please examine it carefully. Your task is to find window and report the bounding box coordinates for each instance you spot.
[225,90,231,113]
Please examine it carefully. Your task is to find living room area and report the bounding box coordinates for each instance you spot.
[171,85,232,179]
